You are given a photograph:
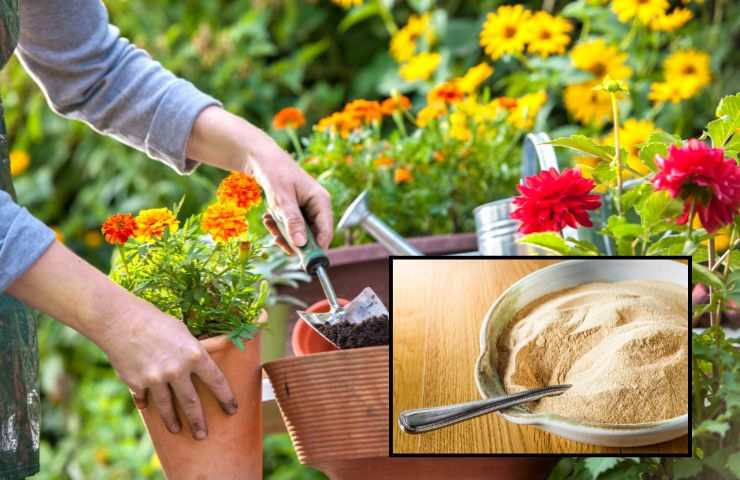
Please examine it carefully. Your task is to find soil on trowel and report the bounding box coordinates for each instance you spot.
[315,315,389,349]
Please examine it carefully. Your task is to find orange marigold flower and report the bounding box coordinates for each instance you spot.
[217,172,262,210]
[344,99,384,124]
[373,155,395,168]
[102,213,137,245]
[427,81,464,105]
[316,112,361,138]
[135,208,179,240]
[497,97,518,111]
[381,95,412,115]
[394,167,413,184]
[202,202,249,244]
[433,151,445,162]
[272,107,306,130]
[344,155,354,165]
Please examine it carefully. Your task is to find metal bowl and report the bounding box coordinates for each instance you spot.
[474,259,689,447]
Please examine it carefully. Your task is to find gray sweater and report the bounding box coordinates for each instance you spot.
[0,0,219,290]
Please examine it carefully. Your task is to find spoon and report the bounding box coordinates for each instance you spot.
[398,384,571,434]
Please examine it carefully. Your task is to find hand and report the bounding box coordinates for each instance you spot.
[100,299,237,440]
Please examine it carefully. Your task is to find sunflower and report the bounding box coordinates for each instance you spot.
[134,208,179,240]
[381,95,412,115]
[570,40,632,80]
[9,150,30,177]
[272,107,305,130]
[527,11,573,58]
[507,91,548,130]
[457,63,493,93]
[331,0,362,8]
[217,172,262,210]
[416,102,447,127]
[390,13,434,63]
[102,213,137,245]
[649,8,692,32]
[201,202,248,244]
[663,49,711,90]
[564,81,612,125]
[427,81,465,105]
[394,167,413,184]
[400,52,441,82]
[612,0,669,24]
[480,5,532,60]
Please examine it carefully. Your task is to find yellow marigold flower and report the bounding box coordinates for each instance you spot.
[390,13,434,63]
[458,96,499,124]
[272,107,305,130]
[648,79,700,104]
[450,111,472,141]
[373,155,395,168]
[663,49,711,90]
[394,167,413,184]
[612,0,669,24]
[331,0,363,8]
[527,12,573,58]
[458,63,494,93]
[649,8,692,32]
[135,208,179,240]
[83,230,103,248]
[570,40,632,80]
[344,99,384,124]
[480,5,532,60]
[9,150,30,177]
[564,81,612,125]
[507,91,547,130]
[316,111,361,138]
[427,81,465,105]
[400,52,441,82]
[416,102,447,127]
[381,95,412,115]
[217,172,262,211]
[202,202,248,244]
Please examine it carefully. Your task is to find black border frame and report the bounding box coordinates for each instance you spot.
[388,255,692,458]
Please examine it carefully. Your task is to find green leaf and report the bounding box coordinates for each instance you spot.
[583,457,621,478]
[637,142,665,171]
[727,451,740,477]
[338,2,380,32]
[672,458,703,479]
[693,419,730,437]
[604,215,644,239]
[636,190,681,230]
[692,263,726,292]
[647,130,682,147]
[549,135,615,162]
[519,232,599,256]
[706,93,740,148]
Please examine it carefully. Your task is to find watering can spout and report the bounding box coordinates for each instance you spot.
[337,191,423,256]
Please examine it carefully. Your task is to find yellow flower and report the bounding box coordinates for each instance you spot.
[527,12,573,58]
[135,208,179,240]
[664,49,711,90]
[316,111,361,137]
[390,13,434,63]
[427,81,465,105]
[604,119,655,175]
[648,79,700,104]
[692,216,732,251]
[450,111,472,141]
[480,5,532,60]
[331,0,362,8]
[201,202,248,244]
[457,63,493,93]
[394,167,413,184]
[373,155,394,168]
[9,150,30,177]
[83,230,103,248]
[570,40,632,80]
[612,0,669,24]
[649,8,692,32]
[400,52,441,82]
[416,102,447,127]
[508,91,547,130]
[564,81,612,125]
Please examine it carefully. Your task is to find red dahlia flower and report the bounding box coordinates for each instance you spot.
[652,139,740,233]
[512,168,601,234]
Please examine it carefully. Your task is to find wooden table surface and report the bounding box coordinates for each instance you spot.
[391,258,689,454]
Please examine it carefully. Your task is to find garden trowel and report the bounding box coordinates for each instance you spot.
[270,210,389,349]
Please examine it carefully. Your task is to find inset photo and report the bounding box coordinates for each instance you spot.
[391,257,690,455]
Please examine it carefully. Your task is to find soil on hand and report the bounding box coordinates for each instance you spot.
[315,315,389,349]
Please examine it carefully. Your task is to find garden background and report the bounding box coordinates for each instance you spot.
[2,0,739,478]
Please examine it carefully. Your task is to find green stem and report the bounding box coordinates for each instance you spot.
[686,199,696,240]
[707,238,717,327]
[392,111,407,137]
[610,92,623,216]
[286,128,304,158]
[117,244,130,277]
[620,20,639,50]
[375,0,398,36]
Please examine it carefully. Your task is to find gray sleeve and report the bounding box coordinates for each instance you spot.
[15,0,221,175]
[0,190,55,292]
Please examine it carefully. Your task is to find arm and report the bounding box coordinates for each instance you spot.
[7,240,236,440]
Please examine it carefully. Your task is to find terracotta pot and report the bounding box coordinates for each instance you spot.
[281,233,477,354]
[263,346,554,479]
[291,298,352,356]
[139,311,266,480]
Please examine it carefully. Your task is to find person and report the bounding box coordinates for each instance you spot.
[0,1,332,477]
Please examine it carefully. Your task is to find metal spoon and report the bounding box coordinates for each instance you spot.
[398,384,571,434]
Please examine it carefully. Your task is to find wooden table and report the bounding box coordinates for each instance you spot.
[391,258,689,454]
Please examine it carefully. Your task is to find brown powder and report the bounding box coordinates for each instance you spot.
[496,280,688,425]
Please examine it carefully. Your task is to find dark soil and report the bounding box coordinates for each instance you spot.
[315,315,389,349]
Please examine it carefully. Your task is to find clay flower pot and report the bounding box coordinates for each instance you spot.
[263,346,554,479]
[138,310,266,480]
[291,298,351,356]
